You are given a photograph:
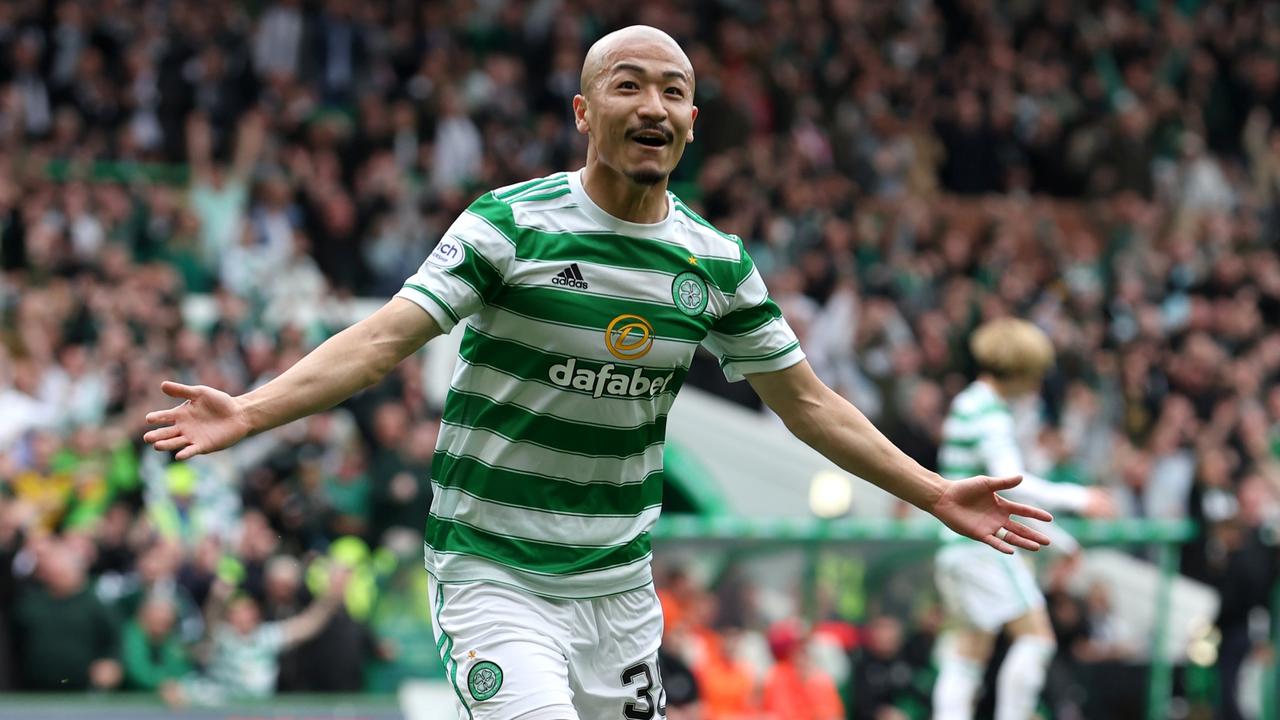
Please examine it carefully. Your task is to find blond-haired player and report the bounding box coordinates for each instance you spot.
[932,319,1115,720]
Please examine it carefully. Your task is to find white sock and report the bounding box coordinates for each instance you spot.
[994,636,1055,720]
[933,638,983,720]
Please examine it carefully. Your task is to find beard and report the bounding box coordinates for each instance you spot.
[624,167,667,186]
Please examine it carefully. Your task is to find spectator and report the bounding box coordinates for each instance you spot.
[658,645,702,720]
[260,555,307,691]
[761,620,844,720]
[253,0,305,81]
[430,86,484,193]
[1208,476,1280,720]
[99,538,202,643]
[121,593,191,691]
[849,615,926,720]
[0,360,58,452]
[163,566,350,706]
[186,110,264,268]
[368,413,435,541]
[288,566,384,692]
[694,627,759,719]
[12,538,122,691]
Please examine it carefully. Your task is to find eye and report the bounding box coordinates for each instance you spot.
[666,87,685,97]
[619,81,639,90]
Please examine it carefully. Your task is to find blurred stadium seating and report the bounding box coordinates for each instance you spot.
[1,0,1279,718]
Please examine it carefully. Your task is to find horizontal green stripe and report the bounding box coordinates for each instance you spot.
[426,569,655,601]
[493,286,710,340]
[459,326,689,395]
[465,195,519,247]
[403,283,460,324]
[508,177,567,199]
[942,437,981,449]
[425,516,652,574]
[719,338,800,365]
[442,239,505,301]
[433,452,664,515]
[733,262,759,291]
[495,176,560,200]
[441,388,667,459]
[467,206,744,294]
[510,186,571,204]
[714,302,782,336]
[948,403,1009,422]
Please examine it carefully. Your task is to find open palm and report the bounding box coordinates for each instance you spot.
[934,475,1055,554]
[142,382,252,461]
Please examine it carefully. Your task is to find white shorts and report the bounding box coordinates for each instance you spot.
[934,544,1045,632]
[428,574,666,719]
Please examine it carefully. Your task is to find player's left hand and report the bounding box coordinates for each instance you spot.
[933,475,1054,554]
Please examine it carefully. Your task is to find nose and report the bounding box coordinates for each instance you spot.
[636,86,668,122]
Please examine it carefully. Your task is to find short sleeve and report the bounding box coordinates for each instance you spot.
[701,248,805,382]
[395,194,514,333]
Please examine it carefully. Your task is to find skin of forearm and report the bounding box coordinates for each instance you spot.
[238,321,406,435]
[286,593,342,645]
[785,385,946,511]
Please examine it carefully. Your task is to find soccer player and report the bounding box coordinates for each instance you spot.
[144,26,1055,720]
[931,319,1115,720]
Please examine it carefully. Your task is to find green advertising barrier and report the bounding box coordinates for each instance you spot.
[0,692,401,718]
[652,516,1200,720]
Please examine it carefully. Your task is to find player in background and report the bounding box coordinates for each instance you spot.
[145,26,1055,720]
[931,319,1116,720]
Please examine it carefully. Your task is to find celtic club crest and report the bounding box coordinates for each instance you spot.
[467,660,503,701]
[671,271,708,316]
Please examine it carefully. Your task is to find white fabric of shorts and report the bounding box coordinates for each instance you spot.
[427,574,666,719]
[934,543,1045,632]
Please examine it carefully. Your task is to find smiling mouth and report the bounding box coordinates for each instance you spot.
[629,131,671,148]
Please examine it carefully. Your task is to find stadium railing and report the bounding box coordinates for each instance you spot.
[651,516,1212,720]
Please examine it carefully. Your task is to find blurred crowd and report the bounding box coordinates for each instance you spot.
[0,0,1278,714]
[652,560,1152,720]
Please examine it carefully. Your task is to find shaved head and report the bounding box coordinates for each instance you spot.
[580,25,694,98]
[572,24,698,196]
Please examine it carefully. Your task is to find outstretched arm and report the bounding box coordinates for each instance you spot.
[144,298,442,459]
[980,417,1116,554]
[229,109,267,183]
[747,361,1054,554]
[982,425,1114,514]
[185,113,215,186]
[280,566,352,648]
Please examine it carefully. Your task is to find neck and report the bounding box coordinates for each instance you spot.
[979,374,1011,400]
[48,583,81,599]
[581,149,670,224]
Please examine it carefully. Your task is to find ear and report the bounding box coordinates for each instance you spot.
[687,105,699,143]
[572,94,590,135]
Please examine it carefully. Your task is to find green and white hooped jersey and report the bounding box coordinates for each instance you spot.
[937,381,1013,544]
[395,170,805,598]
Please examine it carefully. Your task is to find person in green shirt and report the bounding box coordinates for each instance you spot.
[13,540,122,690]
[121,594,191,690]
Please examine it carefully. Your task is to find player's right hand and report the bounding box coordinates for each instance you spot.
[1082,488,1118,519]
[143,381,252,460]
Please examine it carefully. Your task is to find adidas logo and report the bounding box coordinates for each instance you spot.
[551,264,589,290]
